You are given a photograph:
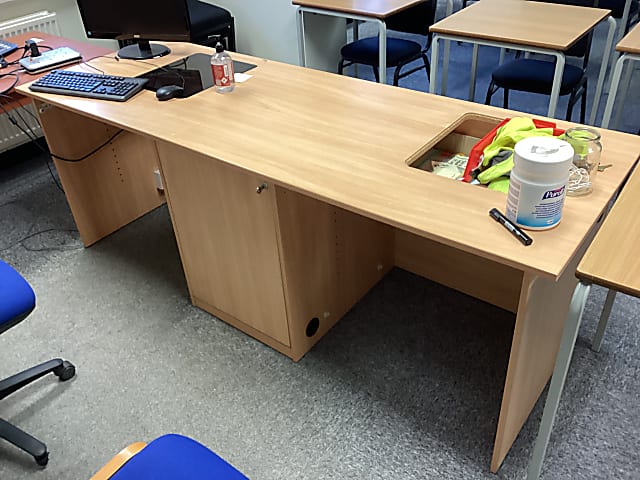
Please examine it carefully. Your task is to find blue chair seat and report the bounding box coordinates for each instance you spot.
[340,37,422,66]
[0,260,35,334]
[491,59,585,96]
[110,434,248,479]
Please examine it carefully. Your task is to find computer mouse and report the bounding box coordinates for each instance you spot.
[155,85,184,101]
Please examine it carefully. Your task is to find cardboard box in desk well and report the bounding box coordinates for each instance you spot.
[462,118,565,182]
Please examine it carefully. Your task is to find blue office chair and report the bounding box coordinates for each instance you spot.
[338,0,436,86]
[89,434,249,480]
[0,259,76,466]
[484,0,597,123]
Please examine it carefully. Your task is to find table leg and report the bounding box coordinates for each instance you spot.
[469,43,479,101]
[375,19,387,84]
[547,53,565,118]
[600,54,629,129]
[296,7,306,67]
[612,57,634,129]
[526,282,591,480]
[589,16,617,126]
[430,35,440,94]
[592,289,618,352]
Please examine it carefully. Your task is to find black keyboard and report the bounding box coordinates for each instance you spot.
[29,70,149,102]
[0,39,18,58]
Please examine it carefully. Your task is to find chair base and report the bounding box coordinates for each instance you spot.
[0,358,76,466]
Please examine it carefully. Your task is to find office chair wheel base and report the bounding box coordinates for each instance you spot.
[35,451,49,466]
[53,361,76,382]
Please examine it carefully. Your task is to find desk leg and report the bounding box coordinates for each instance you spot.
[592,288,617,352]
[430,35,440,94]
[296,7,306,67]
[600,54,629,129]
[526,282,591,480]
[376,19,387,84]
[469,43,479,101]
[490,231,589,472]
[34,102,165,246]
[588,16,616,126]
[547,53,565,119]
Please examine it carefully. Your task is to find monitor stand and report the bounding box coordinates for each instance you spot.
[118,40,170,60]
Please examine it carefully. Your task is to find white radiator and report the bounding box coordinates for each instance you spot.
[0,11,59,153]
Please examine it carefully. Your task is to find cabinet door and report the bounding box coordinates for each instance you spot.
[157,142,290,347]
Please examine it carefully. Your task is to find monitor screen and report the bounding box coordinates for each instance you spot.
[76,0,191,60]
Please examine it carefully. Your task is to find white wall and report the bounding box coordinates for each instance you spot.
[0,0,345,70]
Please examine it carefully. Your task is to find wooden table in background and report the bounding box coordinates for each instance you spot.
[429,0,615,121]
[14,39,640,474]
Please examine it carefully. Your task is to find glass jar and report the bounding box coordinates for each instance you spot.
[564,127,602,196]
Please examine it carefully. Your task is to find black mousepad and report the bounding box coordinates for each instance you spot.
[139,53,257,98]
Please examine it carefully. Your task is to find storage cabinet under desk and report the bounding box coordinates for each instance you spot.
[156,141,394,361]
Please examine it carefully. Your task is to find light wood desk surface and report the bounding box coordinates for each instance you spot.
[616,22,640,54]
[15,42,635,280]
[292,0,425,18]
[14,41,640,473]
[577,165,640,295]
[429,0,610,50]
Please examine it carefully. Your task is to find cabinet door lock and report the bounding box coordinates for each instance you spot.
[256,183,268,194]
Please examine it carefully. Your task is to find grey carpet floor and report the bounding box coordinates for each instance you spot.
[1,6,640,477]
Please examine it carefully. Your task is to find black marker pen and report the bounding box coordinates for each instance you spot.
[489,208,533,246]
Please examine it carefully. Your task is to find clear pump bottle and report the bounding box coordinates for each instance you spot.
[211,42,235,93]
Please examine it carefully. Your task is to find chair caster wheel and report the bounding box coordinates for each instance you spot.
[54,360,76,382]
[35,451,49,466]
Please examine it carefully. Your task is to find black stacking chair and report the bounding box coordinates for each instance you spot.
[484,0,598,123]
[338,0,436,86]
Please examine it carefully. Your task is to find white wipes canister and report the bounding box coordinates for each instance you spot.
[506,136,574,230]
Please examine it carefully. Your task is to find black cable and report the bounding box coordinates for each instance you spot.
[0,227,80,253]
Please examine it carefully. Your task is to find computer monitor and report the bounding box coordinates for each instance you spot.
[75,0,191,60]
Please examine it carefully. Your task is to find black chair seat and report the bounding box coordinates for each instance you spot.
[340,37,423,66]
[492,59,585,95]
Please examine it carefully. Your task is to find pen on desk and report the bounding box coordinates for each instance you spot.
[489,208,533,246]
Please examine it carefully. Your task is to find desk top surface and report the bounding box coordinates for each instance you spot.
[577,164,640,296]
[292,0,425,18]
[617,22,640,54]
[430,0,610,50]
[15,41,640,280]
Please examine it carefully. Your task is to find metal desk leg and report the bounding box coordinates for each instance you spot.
[527,281,591,480]
[600,53,629,129]
[547,53,566,119]
[469,43,479,101]
[592,289,617,352]
[296,7,306,67]
[612,57,634,129]
[375,19,387,84]
[430,35,440,94]
[589,16,617,126]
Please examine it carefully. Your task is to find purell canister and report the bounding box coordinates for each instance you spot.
[506,136,574,230]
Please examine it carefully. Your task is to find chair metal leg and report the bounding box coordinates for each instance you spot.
[337,59,345,75]
[372,66,380,83]
[485,80,497,105]
[503,88,509,109]
[0,418,48,466]
[592,288,617,352]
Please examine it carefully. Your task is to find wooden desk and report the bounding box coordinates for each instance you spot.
[292,0,433,84]
[14,40,640,473]
[527,155,640,479]
[429,0,615,121]
[600,23,640,129]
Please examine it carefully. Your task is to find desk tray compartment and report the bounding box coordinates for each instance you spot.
[410,113,503,180]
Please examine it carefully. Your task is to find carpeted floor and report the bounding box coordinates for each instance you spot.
[1,5,639,479]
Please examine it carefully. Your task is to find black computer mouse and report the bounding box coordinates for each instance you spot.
[155,85,184,101]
